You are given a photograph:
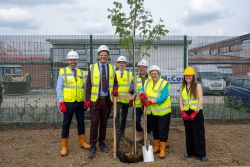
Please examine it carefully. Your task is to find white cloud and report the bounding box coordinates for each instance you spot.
[210,27,224,35]
[0,8,38,29]
[0,0,74,6]
[190,0,223,13]
[75,20,113,34]
[183,0,225,25]
[168,22,186,35]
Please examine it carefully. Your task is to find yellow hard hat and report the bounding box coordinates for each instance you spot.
[183,67,195,75]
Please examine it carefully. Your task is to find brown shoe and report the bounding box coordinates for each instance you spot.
[79,134,90,149]
[153,139,160,154]
[159,141,167,159]
[60,138,68,156]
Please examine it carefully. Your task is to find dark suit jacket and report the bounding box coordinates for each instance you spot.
[85,62,118,105]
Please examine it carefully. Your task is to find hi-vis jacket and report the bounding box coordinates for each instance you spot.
[135,75,151,108]
[89,63,116,102]
[145,78,171,116]
[181,85,202,111]
[116,70,133,104]
[59,67,86,102]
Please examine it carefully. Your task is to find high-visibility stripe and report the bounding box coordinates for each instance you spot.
[152,106,171,112]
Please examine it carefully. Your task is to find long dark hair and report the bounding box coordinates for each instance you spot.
[181,75,197,98]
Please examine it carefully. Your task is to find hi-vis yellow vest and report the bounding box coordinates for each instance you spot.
[116,70,133,104]
[145,78,171,116]
[135,75,151,108]
[90,63,116,102]
[59,67,86,102]
[181,85,202,111]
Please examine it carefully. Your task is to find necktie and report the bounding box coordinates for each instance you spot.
[121,71,123,78]
[102,64,107,92]
[72,68,76,79]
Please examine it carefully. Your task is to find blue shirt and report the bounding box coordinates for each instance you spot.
[139,83,169,104]
[99,62,108,96]
[56,67,83,102]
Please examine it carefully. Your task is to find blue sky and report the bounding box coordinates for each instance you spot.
[0,0,249,36]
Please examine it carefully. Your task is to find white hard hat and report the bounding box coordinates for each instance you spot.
[117,56,127,62]
[149,65,161,73]
[137,59,148,67]
[98,45,109,54]
[67,50,79,59]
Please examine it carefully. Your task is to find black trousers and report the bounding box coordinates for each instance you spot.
[151,113,171,142]
[184,109,206,157]
[116,102,129,135]
[62,101,85,138]
[135,107,143,132]
[135,107,153,134]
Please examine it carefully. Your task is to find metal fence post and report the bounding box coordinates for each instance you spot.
[90,34,93,64]
[184,35,188,68]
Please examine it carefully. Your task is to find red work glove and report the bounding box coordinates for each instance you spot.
[189,111,198,121]
[129,99,133,107]
[84,101,90,109]
[140,92,147,103]
[144,100,152,106]
[181,110,189,120]
[113,89,118,96]
[60,102,66,113]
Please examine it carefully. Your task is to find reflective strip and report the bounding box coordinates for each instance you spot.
[151,106,171,112]
[112,65,116,78]
[91,92,99,96]
[119,91,130,94]
[90,64,94,84]
[144,79,150,90]
[157,79,164,95]
[63,68,68,84]
[128,71,130,85]
[184,104,197,107]
[183,98,197,102]
[92,84,99,87]
[119,84,130,87]
[61,73,74,76]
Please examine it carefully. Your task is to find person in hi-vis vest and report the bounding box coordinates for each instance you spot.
[139,65,171,159]
[56,50,90,156]
[179,67,208,162]
[115,55,134,149]
[84,45,118,159]
[134,59,151,142]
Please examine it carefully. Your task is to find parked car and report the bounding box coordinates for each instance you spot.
[193,65,226,95]
[224,76,250,109]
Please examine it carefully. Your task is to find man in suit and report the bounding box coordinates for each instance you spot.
[84,45,118,159]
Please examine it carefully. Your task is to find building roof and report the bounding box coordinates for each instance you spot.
[46,36,192,46]
[189,33,250,51]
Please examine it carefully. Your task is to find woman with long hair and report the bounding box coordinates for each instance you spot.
[179,67,208,162]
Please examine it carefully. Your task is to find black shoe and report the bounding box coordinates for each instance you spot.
[99,142,109,153]
[88,144,97,159]
[200,156,208,162]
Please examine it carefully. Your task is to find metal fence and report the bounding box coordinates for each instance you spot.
[0,34,249,123]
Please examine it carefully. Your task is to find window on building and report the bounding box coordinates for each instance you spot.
[4,68,22,76]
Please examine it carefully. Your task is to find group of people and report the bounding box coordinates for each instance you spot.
[56,45,208,162]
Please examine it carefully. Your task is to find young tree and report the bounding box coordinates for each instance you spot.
[107,0,168,60]
[108,0,168,156]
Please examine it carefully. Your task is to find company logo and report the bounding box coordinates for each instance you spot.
[161,75,183,84]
